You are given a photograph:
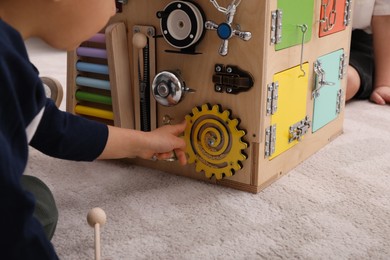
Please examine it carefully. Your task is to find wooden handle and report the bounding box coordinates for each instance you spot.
[94,223,101,260]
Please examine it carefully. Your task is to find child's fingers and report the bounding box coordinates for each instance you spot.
[157,151,175,160]
[174,149,187,165]
[170,120,187,135]
[153,150,186,165]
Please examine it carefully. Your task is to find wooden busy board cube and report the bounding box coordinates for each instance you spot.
[67,0,353,193]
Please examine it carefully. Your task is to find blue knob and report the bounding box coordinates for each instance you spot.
[217,23,232,40]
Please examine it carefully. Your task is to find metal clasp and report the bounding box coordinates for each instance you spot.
[313,61,335,98]
[289,116,311,143]
[297,24,308,77]
[320,0,337,32]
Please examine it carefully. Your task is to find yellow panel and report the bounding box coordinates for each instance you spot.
[270,63,309,160]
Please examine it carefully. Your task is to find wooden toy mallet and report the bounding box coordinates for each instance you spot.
[87,207,107,260]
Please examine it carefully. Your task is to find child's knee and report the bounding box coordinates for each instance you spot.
[20,175,58,240]
[346,66,361,100]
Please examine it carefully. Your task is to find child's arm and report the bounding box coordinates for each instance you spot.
[97,121,187,165]
[370,15,390,105]
[30,99,187,164]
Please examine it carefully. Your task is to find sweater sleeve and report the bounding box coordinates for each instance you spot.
[30,99,109,161]
[374,0,390,16]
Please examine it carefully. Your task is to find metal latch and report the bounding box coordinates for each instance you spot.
[213,64,254,94]
[313,61,335,98]
[289,116,311,143]
[320,0,337,32]
[266,81,279,115]
[265,124,276,158]
[270,9,283,45]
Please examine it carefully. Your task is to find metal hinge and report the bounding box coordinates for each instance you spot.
[313,61,335,98]
[336,89,343,114]
[289,116,311,143]
[344,0,352,26]
[270,9,283,45]
[265,124,276,158]
[266,81,279,115]
[339,53,347,79]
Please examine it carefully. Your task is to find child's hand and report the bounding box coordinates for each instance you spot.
[370,86,390,105]
[98,121,187,165]
[139,120,187,165]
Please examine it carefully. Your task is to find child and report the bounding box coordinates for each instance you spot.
[0,0,187,258]
[346,0,390,105]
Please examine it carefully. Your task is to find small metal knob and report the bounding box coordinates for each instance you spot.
[152,71,193,106]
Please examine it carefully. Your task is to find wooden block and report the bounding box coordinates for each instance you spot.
[105,23,134,129]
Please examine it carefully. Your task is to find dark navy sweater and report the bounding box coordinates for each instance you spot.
[0,19,108,259]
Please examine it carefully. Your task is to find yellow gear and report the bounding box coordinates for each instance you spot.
[184,104,248,180]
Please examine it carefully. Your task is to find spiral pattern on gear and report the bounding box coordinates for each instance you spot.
[184,104,248,180]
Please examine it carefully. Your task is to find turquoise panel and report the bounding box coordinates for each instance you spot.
[312,49,344,132]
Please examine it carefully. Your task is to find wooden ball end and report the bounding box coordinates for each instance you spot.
[87,207,107,227]
[133,32,148,49]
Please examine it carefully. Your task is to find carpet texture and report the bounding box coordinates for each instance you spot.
[26,39,390,259]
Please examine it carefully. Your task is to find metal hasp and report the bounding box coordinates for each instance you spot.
[270,9,283,44]
[312,60,335,98]
[266,81,279,115]
[212,64,254,94]
[289,116,311,143]
[205,0,252,56]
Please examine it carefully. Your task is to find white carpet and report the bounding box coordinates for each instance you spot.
[26,39,390,259]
